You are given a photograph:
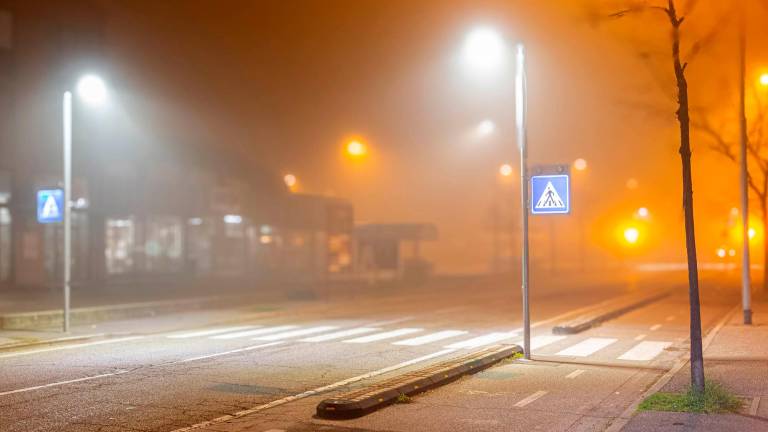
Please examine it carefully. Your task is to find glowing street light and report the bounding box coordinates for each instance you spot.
[636,207,649,219]
[461,27,506,75]
[345,139,368,158]
[748,226,756,240]
[62,74,108,332]
[573,158,588,171]
[283,173,298,192]
[760,73,768,87]
[477,119,496,137]
[716,247,727,258]
[499,163,513,177]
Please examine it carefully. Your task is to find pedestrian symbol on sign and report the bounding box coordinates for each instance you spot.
[530,174,570,215]
[37,189,64,224]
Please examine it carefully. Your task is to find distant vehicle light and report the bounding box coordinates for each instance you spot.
[624,227,640,244]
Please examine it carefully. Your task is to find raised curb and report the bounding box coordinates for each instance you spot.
[316,344,522,419]
[0,296,232,330]
[552,290,671,335]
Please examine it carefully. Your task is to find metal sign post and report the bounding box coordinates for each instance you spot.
[515,43,530,360]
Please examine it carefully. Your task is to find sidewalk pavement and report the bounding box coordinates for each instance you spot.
[621,299,768,432]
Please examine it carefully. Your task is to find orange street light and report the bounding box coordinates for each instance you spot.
[283,173,298,192]
[623,227,640,245]
[760,73,768,87]
[345,139,368,158]
[573,158,587,171]
[499,163,513,177]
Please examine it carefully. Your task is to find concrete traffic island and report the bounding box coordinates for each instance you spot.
[316,344,522,419]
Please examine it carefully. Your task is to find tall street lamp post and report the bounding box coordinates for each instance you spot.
[62,74,107,332]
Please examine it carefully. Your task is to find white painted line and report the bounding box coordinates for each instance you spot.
[167,326,255,339]
[344,328,422,344]
[530,335,567,350]
[0,370,129,397]
[556,338,617,357]
[210,326,297,340]
[254,326,338,341]
[169,348,457,432]
[0,336,146,359]
[514,390,548,407]
[263,430,285,432]
[300,327,380,342]
[617,341,672,361]
[565,369,585,379]
[749,396,761,416]
[393,330,468,346]
[177,342,283,363]
[650,324,662,331]
[634,334,647,341]
[445,332,517,349]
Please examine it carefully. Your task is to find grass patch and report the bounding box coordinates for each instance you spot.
[638,381,743,414]
[395,394,413,404]
[512,352,524,359]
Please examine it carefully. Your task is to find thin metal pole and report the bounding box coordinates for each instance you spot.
[738,13,752,324]
[63,91,72,333]
[515,43,530,359]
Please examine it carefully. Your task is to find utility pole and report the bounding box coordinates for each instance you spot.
[516,43,530,360]
[738,8,753,325]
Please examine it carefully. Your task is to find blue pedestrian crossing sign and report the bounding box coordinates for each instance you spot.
[37,189,64,224]
[531,174,570,215]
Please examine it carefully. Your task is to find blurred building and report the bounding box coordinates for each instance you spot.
[0,1,361,292]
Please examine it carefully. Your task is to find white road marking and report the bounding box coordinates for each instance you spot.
[167,326,255,339]
[0,336,145,359]
[343,328,422,343]
[169,348,457,432]
[749,397,761,416]
[529,335,566,350]
[254,326,338,341]
[445,332,517,349]
[634,334,647,341]
[617,341,672,361]
[565,369,585,379]
[514,390,548,407]
[300,327,380,342]
[263,430,285,432]
[177,342,283,363]
[650,324,662,331]
[366,317,414,327]
[0,370,129,397]
[556,338,617,357]
[210,326,297,340]
[393,330,468,346]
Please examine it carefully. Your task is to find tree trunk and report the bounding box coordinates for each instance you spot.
[668,0,705,393]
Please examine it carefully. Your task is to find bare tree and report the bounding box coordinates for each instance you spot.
[601,0,706,392]
[697,91,768,292]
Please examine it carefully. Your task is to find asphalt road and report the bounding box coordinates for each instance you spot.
[0,272,740,432]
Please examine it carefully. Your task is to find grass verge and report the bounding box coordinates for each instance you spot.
[638,381,743,414]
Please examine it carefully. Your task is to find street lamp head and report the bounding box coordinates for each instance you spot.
[477,119,495,137]
[76,74,107,105]
[462,27,506,75]
[573,158,588,171]
[760,73,768,87]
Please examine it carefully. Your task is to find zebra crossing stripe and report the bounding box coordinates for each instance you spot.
[254,326,338,341]
[529,335,566,349]
[555,337,617,357]
[444,332,517,349]
[300,327,380,342]
[392,330,468,346]
[343,328,422,344]
[210,326,298,340]
[167,326,255,339]
[617,341,671,361]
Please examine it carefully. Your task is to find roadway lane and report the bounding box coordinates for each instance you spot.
[0,273,733,432]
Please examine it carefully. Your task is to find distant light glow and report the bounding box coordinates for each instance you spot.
[637,207,649,218]
[188,217,203,226]
[731,207,739,217]
[260,225,272,235]
[499,163,513,177]
[76,74,107,105]
[749,227,756,239]
[624,227,640,244]
[223,214,242,224]
[573,158,588,171]
[260,235,273,244]
[284,173,297,191]
[760,73,768,87]
[716,248,726,258]
[728,248,737,257]
[346,140,367,158]
[626,178,639,190]
[462,27,506,74]
[478,119,495,136]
